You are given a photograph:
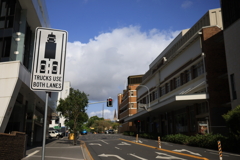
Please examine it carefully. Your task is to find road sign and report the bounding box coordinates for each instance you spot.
[30,27,68,92]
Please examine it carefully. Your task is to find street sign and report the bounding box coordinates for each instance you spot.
[30,27,68,92]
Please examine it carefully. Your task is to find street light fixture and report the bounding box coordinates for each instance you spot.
[130,84,150,111]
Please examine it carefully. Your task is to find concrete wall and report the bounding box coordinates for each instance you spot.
[224,19,240,109]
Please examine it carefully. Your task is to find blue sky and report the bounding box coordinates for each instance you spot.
[45,0,221,120]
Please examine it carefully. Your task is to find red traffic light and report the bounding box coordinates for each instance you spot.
[107,98,113,107]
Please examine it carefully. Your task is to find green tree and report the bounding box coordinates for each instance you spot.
[86,116,104,128]
[222,105,240,135]
[91,120,111,133]
[111,122,120,130]
[57,88,89,145]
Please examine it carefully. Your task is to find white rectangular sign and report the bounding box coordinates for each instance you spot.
[30,27,68,92]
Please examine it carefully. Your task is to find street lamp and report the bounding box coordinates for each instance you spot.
[130,84,150,111]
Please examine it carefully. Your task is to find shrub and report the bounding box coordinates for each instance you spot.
[222,105,240,135]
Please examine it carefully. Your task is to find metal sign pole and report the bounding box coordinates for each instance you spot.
[41,92,49,160]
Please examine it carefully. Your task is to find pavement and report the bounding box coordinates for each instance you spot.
[22,136,93,160]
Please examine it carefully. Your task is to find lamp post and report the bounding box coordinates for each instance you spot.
[131,84,150,109]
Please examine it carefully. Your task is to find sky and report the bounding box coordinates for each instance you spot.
[45,0,221,120]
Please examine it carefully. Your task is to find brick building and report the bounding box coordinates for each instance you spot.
[118,75,143,133]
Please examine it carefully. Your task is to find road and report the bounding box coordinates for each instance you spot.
[79,133,240,160]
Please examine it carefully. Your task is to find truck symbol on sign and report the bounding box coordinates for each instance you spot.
[39,33,58,74]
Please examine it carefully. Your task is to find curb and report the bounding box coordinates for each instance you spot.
[79,140,94,160]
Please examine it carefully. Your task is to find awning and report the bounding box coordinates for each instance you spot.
[125,93,208,122]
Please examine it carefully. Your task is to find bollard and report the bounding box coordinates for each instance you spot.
[218,140,223,160]
[136,134,138,143]
[158,136,161,148]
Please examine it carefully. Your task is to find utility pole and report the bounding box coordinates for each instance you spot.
[102,103,104,119]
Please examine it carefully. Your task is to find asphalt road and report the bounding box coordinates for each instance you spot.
[79,133,240,160]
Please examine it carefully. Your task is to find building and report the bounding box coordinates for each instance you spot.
[49,81,71,134]
[221,0,240,109]
[0,0,58,145]
[118,75,143,133]
[125,8,231,135]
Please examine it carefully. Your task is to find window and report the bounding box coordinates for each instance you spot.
[193,61,204,78]
[0,37,11,62]
[186,69,192,82]
[130,103,134,108]
[175,76,181,88]
[130,91,134,96]
[230,74,237,100]
[197,102,208,115]
[161,86,166,95]
[175,112,188,133]
[154,90,158,99]
[166,83,170,93]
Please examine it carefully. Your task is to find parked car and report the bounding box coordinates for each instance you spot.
[81,130,88,135]
[49,130,63,139]
[105,129,114,134]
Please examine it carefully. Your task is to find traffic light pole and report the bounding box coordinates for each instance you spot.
[88,101,106,105]
[88,101,107,119]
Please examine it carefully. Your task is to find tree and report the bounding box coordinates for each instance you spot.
[222,105,240,136]
[111,122,120,130]
[57,88,89,145]
[86,116,104,128]
[91,120,111,133]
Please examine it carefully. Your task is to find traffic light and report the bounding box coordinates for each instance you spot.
[107,98,113,107]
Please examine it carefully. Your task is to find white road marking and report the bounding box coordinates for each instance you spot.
[129,153,148,160]
[155,152,187,160]
[26,150,39,157]
[172,149,202,156]
[132,140,143,143]
[206,149,239,156]
[24,155,83,160]
[99,154,125,160]
[115,147,121,150]
[101,140,109,144]
[89,143,102,146]
[118,142,131,145]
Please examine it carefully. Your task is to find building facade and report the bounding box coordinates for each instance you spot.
[125,8,231,135]
[49,81,71,134]
[0,0,58,146]
[118,75,143,133]
[221,0,240,109]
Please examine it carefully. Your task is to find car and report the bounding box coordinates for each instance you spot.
[52,61,58,74]
[40,60,46,73]
[105,129,114,134]
[81,130,88,135]
[49,130,63,139]
[108,129,114,134]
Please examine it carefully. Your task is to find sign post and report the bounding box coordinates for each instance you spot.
[30,27,68,160]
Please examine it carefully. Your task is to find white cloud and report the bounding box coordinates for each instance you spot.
[181,0,193,9]
[65,26,179,104]
[89,109,116,120]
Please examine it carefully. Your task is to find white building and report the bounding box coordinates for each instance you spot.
[49,82,71,133]
[126,8,231,135]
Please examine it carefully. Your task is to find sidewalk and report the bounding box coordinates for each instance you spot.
[22,137,92,160]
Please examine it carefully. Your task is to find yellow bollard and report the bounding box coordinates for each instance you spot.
[158,136,161,148]
[218,140,223,160]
